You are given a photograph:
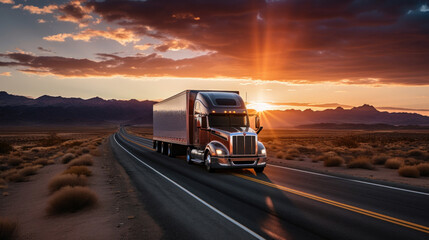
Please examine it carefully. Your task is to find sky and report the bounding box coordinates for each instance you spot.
[1,0,429,115]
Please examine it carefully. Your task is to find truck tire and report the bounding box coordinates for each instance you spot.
[205,153,215,173]
[254,167,264,173]
[161,142,167,155]
[155,141,161,153]
[167,143,174,157]
[186,147,192,164]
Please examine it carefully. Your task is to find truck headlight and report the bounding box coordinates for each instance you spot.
[216,149,223,156]
[261,149,266,155]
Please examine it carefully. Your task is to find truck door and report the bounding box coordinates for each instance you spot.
[194,100,210,148]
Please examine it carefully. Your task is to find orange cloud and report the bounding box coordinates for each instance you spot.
[0,0,14,4]
[154,39,198,52]
[0,72,11,76]
[43,28,140,45]
[23,4,58,14]
[37,19,46,23]
[56,0,93,27]
[134,44,152,51]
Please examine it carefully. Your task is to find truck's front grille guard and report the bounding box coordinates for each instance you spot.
[232,135,256,155]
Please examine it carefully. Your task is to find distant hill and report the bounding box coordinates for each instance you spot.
[0,91,155,125]
[261,105,429,128]
[296,123,429,130]
[1,91,429,127]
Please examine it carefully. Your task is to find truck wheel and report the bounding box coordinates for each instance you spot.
[186,147,192,164]
[205,153,215,173]
[167,143,174,157]
[254,167,264,173]
[155,141,161,153]
[161,142,167,155]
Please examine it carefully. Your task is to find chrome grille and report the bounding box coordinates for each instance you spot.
[232,135,256,155]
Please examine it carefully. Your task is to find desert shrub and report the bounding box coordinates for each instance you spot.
[372,154,389,165]
[407,149,424,158]
[89,148,101,156]
[61,140,84,148]
[347,156,375,170]
[33,158,48,166]
[81,147,90,154]
[47,159,55,165]
[333,136,359,148]
[7,173,25,182]
[7,158,22,167]
[398,166,420,178]
[0,217,17,240]
[48,174,88,193]
[63,166,92,177]
[275,151,284,159]
[315,151,337,162]
[0,142,13,154]
[46,186,98,214]
[60,153,76,164]
[68,154,93,167]
[40,133,62,147]
[385,157,404,169]
[323,156,344,167]
[18,166,40,177]
[416,163,429,176]
[285,148,299,160]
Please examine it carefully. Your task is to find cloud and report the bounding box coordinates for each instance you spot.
[0,52,246,78]
[37,19,46,23]
[378,106,429,112]
[0,0,14,4]
[43,28,140,45]
[11,3,21,9]
[37,47,54,53]
[268,102,354,109]
[81,0,429,85]
[23,5,58,14]
[154,39,198,52]
[134,44,152,51]
[0,72,11,76]
[56,0,93,27]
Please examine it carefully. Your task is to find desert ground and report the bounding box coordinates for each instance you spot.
[0,126,160,240]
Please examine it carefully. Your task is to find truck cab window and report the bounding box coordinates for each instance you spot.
[209,114,249,128]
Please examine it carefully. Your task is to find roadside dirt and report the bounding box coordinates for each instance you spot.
[0,138,161,239]
[269,157,429,189]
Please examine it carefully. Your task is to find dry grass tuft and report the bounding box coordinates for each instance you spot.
[323,156,344,167]
[347,156,375,170]
[7,158,22,167]
[47,159,55,165]
[372,154,389,165]
[416,163,429,176]
[48,174,88,193]
[46,186,98,214]
[0,142,13,154]
[285,148,299,160]
[89,148,101,156]
[385,157,403,169]
[275,151,284,159]
[68,154,93,167]
[398,166,420,178]
[33,158,48,166]
[63,166,92,177]
[407,149,424,158]
[81,147,90,154]
[0,217,17,240]
[60,153,76,164]
[18,166,40,177]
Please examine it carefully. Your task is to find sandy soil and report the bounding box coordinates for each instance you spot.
[0,138,161,240]
[269,156,429,189]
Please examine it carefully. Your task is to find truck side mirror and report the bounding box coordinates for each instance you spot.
[255,116,260,129]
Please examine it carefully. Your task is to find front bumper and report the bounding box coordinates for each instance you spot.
[210,155,267,169]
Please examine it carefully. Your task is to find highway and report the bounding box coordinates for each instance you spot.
[110,127,429,240]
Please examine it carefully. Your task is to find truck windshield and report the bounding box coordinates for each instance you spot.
[209,114,249,128]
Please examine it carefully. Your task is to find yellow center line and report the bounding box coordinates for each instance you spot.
[118,132,428,234]
[234,174,429,234]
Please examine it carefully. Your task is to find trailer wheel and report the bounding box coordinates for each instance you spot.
[161,142,167,155]
[205,152,215,173]
[186,147,192,164]
[254,167,264,173]
[155,141,161,153]
[167,143,174,157]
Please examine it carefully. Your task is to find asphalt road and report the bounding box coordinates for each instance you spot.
[110,127,429,240]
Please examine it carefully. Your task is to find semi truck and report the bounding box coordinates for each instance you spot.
[153,90,267,173]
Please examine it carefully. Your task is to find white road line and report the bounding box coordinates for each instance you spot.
[268,164,429,196]
[113,134,265,240]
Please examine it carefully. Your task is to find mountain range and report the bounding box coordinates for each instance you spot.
[1,91,429,127]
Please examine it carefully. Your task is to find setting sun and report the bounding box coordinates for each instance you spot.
[247,102,273,112]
